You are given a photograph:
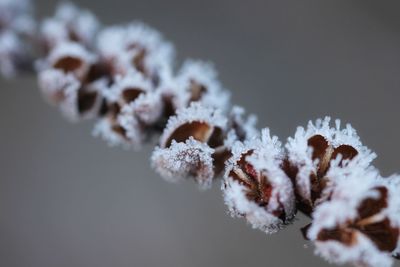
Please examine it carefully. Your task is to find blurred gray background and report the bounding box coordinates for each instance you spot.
[1,0,400,266]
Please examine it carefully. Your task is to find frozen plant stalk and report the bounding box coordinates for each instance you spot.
[1,1,400,267]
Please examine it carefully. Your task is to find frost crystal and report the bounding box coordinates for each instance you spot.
[223,129,296,233]
[284,117,376,215]
[305,163,400,267]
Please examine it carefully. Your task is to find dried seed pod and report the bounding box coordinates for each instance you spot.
[40,2,99,50]
[96,22,174,81]
[60,78,105,121]
[0,0,35,78]
[152,102,228,189]
[283,117,376,215]
[46,41,96,81]
[37,41,104,121]
[169,60,230,111]
[304,163,400,267]
[93,114,143,149]
[38,68,80,105]
[0,30,29,77]
[223,129,296,233]
[102,72,153,106]
[39,68,105,121]
[120,90,163,126]
[152,137,215,188]
[0,0,35,32]
[93,72,160,148]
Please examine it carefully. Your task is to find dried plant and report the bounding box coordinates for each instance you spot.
[1,1,400,266]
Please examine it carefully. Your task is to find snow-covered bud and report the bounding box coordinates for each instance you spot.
[283,117,376,215]
[223,129,296,234]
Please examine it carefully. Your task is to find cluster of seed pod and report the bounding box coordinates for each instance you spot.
[3,1,400,267]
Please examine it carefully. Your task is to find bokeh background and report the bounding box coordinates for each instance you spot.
[1,0,400,266]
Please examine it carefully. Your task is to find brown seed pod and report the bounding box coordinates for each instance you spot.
[40,2,99,50]
[93,71,159,149]
[0,0,35,78]
[47,42,96,81]
[163,60,230,112]
[223,129,296,233]
[152,102,228,189]
[283,117,376,215]
[96,22,174,83]
[304,164,400,267]
[37,42,104,121]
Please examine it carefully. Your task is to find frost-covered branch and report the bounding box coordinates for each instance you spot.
[2,1,400,267]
